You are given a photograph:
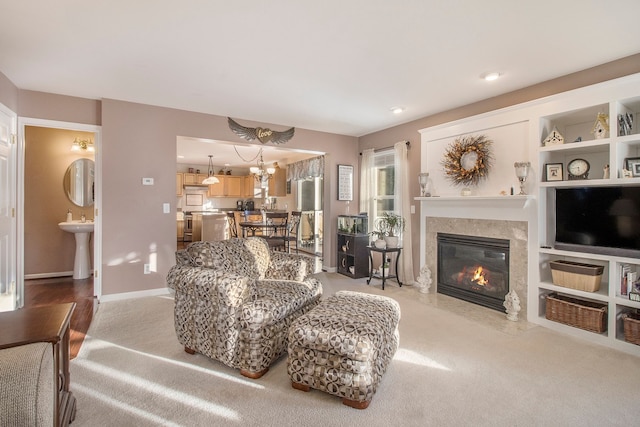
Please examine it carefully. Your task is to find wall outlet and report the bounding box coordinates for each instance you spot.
[144,264,151,274]
[142,177,154,185]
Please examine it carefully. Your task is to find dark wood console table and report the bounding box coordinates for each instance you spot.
[0,303,77,425]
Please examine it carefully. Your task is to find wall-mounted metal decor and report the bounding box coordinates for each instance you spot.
[228,117,295,144]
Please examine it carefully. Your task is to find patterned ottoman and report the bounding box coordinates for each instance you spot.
[287,290,400,409]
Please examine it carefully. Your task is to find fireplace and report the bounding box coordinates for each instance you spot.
[437,233,510,312]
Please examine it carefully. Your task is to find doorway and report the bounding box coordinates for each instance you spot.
[18,118,102,306]
[176,137,325,258]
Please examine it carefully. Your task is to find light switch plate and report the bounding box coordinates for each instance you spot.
[163,203,170,213]
[142,177,154,185]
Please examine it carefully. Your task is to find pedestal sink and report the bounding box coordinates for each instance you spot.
[58,221,94,279]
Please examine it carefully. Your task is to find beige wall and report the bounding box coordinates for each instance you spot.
[0,71,18,112]
[358,53,640,278]
[24,126,95,276]
[19,90,101,126]
[100,99,357,295]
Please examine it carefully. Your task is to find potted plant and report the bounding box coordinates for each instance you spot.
[369,230,387,249]
[375,212,405,248]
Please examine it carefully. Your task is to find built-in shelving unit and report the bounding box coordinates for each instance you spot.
[537,92,640,356]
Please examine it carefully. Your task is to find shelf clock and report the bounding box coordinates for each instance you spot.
[567,158,590,180]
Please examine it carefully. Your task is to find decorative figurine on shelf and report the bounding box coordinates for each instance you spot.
[591,113,610,139]
[503,289,521,322]
[543,126,564,146]
[603,164,610,179]
[622,168,633,178]
[416,265,432,294]
[618,112,633,136]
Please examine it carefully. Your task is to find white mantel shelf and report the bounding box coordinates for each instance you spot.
[415,195,534,208]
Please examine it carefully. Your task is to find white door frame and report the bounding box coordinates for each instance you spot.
[0,102,17,309]
[17,118,102,299]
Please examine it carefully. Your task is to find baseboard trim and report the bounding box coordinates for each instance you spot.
[25,271,74,280]
[99,287,171,303]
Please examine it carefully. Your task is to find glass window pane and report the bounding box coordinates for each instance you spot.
[376,166,394,196]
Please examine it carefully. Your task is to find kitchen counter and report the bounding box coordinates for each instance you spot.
[201,212,227,241]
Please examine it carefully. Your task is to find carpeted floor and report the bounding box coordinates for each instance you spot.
[70,273,640,426]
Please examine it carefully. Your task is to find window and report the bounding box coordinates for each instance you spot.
[372,150,396,223]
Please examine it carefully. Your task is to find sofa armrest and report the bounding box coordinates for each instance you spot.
[267,252,318,279]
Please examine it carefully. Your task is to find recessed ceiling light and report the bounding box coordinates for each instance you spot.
[391,107,405,114]
[482,72,501,81]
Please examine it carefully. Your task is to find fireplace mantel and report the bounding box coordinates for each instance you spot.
[416,195,534,209]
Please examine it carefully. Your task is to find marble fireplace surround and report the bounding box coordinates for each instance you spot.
[425,216,529,319]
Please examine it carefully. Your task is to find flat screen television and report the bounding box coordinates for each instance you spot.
[555,186,640,258]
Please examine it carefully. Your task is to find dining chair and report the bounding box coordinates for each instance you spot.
[284,211,302,253]
[264,211,288,251]
[226,212,238,238]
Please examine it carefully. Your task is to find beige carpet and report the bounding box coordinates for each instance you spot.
[70,273,640,426]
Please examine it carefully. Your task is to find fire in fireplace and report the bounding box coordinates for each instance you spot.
[437,233,510,312]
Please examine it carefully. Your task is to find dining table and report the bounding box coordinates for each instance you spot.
[239,221,287,238]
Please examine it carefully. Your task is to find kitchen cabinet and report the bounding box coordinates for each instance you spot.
[268,167,287,197]
[176,173,184,196]
[183,173,197,185]
[207,175,226,197]
[226,176,243,197]
[244,175,258,197]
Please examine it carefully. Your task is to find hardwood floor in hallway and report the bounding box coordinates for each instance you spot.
[24,276,95,359]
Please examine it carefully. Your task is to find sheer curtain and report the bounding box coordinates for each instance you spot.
[359,149,375,233]
[394,141,415,285]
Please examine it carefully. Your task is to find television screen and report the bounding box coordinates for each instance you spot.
[555,186,640,257]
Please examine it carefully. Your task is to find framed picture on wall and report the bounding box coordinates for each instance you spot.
[545,163,563,181]
[337,164,353,201]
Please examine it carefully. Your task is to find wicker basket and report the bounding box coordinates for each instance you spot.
[622,312,640,346]
[550,260,603,292]
[545,293,607,333]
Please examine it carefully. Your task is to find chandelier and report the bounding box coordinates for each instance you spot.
[71,137,95,152]
[202,155,220,185]
[250,150,276,183]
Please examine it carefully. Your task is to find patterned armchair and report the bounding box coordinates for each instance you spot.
[167,237,322,378]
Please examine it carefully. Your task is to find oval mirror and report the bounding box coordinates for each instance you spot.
[63,158,95,207]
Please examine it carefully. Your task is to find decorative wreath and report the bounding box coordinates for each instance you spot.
[441,134,493,186]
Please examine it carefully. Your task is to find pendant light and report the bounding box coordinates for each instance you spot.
[202,155,220,184]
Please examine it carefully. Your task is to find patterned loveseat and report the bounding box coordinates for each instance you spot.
[167,237,323,378]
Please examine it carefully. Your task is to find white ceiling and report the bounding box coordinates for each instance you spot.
[1,1,639,142]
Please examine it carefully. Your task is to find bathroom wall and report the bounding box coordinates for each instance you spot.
[24,126,95,277]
